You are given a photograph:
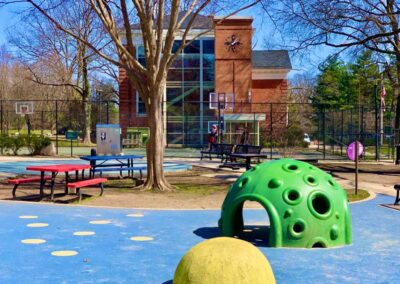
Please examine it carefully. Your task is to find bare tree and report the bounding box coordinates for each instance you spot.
[2,0,259,191]
[262,0,400,133]
[8,0,112,143]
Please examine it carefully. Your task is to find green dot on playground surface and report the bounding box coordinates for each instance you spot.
[173,237,275,284]
[219,159,352,248]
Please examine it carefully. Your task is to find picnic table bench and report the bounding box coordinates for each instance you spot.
[67,178,107,202]
[80,155,144,178]
[200,143,234,162]
[220,144,267,170]
[8,176,52,199]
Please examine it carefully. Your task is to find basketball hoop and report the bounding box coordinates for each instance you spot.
[15,102,34,117]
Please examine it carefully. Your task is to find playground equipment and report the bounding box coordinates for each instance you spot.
[219,159,352,248]
[173,237,275,284]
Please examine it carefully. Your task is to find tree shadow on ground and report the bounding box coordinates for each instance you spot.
[193,225,270,248]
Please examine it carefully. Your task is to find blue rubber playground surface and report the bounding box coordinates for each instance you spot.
[0,159,191,175]
[0,194,399,283]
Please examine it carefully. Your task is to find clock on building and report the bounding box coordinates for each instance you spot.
[224,34,242,52]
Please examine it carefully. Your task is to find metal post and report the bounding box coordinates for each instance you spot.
[0,100,3,135]
[270,103,273,159]
[374,83,379,161]
[341,110,344,156]
[323,107,326,160]
[55,101,58,155]
[355,140,359,195]
[106,101,110,124]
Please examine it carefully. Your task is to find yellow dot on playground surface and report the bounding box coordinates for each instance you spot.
[126,213,144,218]
[27,223,49,228]
[130,236,154,242]
[51,250,78,257]
[21,239,46,244]
[73,231,96,236]
[19,215,38,219]
[89,220,111,225]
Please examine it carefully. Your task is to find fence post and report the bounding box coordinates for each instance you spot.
[106,101,110,124]
[270,103,273,159]
[0,100,3,135]
[323,106,326,160]
[341,110,344,156]
[374,83,379,161]
[55,100,58,155]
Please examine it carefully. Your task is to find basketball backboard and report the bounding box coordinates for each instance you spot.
[209,93,234,110]
[15,102,34,116]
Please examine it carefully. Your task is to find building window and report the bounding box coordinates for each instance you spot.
[136,92,146,116]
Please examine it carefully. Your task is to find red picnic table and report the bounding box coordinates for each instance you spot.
[26,164,92,200]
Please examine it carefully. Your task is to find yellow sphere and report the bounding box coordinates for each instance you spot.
[173,237,276,284]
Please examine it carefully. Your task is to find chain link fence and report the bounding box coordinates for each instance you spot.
[0,99,396,160]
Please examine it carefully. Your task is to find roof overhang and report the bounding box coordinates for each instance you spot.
[223,113,266,121]
[252,68,291,80]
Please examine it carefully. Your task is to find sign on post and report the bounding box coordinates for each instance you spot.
[347,141,363,161]
[96,124,121,155]
[65,130,78,156]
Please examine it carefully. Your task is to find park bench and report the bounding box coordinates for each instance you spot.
[67,178,108,202]
[394,184,400,205]
[8,176,52,199]
[200,143,234,162]
[93,165,147,179]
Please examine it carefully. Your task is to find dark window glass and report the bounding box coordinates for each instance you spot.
[167,88,183,107]
[184,40,200,54]
[203,54,214,68]
[203,68,214,82]
[203,40,214,54]
[167,69,183,81]
[137,94,146,115]
[137,46,145,57]
[167,134,183,144]
[183,86,200,102]
[184,69,200,81]
[172,40,182,53]
[183,54,200,68]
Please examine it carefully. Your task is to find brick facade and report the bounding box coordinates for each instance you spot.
[118,16,290,142]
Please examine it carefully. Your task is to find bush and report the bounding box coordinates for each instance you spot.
[26,135,51,155]
[9,135,26,155]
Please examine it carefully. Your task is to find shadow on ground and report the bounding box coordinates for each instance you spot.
[193,225,270,247]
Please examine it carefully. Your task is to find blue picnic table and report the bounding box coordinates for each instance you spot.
[80,155,145,178]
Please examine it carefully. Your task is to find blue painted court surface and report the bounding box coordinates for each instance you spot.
[0,194,399,283]
[0,159,191,175]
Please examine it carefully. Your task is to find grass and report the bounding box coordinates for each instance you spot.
[174,183,229,195]
[345,188,370,202]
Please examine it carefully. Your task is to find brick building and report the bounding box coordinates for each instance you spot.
[118,15,291,147]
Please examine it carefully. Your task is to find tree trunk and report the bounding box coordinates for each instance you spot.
[140,85,174,192]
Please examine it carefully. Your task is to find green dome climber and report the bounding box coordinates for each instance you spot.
[219,159,352,248]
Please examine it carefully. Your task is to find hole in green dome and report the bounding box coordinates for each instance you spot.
[312,193,331,215]
[288,164,298,171]
[293,222,304,233]
[288,190,300,201]
[312,242,326,248]
[238,177,249,189]
[328,180,334,186]
[268,179,281,189]
[307,176,316,184]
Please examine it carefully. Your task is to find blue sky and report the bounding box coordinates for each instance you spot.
[0,3,332,77]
